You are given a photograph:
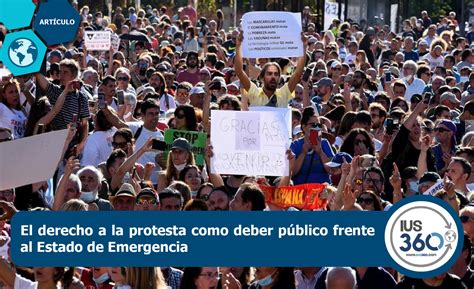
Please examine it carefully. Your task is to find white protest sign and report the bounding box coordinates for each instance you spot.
[249,106,292,139]
[210,110,291,177]
[241,12,303,58]
[324,0,344,30]
[423,180,444,196]
[111,33,120,51]
[84,31,111,51]
[0,130,68,190]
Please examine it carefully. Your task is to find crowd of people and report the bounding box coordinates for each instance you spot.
[0,1,473,288]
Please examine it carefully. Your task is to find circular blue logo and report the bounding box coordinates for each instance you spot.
[8,38,38,67]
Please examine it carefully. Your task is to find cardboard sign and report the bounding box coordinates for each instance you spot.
[210,110,291,176]
[164,129,207,166]
[260,183,328,210]
[84,31,111,51]
[241,12,303,58]
[111,33,120,51]
[0,130,68,190]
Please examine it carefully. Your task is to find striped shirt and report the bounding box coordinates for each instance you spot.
[46,82,90,130]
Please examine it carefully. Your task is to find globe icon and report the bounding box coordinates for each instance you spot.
[8,38,38,67]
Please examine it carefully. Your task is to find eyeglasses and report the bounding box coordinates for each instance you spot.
[460,215,474,223]
[200,272,219,278]
[136,197,157,205]
[112,141,128,149]
[117,77,129,81]
[357,197,374,205]
[434,127,450,133]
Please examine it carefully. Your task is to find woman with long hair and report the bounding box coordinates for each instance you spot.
[157,138,196,193]
[340,128,375,157]
[174,105,198,131]
[0,260,75,289]
[356,190,383,211]
[125,267,168,289]
[179,165,203,198]
[184,26,199,53]
[0,80,28,139]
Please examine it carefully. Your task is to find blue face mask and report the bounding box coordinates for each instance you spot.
[408,181,419,194]
[256,274,273,287]
[93,272,110,284]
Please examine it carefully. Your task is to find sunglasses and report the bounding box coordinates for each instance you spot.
[434,127,450,133]
[357,197,374,205]
[117,77,129,81]
[460,215,474,223]
[136,197,157,205]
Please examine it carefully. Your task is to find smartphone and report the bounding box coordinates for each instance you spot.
[309,128,319,146]
[423,92,432,104]
[152,139,167,151]
[72,114,78,128]
[117,90,125,105]
[98,92,106,110]
[385,118,400,135]
[384,70,392,82]
[37,124,45,134]
[302,67,313,82]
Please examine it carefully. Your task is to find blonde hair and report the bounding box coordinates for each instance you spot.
[125,267,168,289]
[61,199,88,211]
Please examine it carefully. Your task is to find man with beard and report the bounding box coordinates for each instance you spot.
[177,51,200,85]
[208,186,231,211]
[77,166,112,211]
[235,32,308,107]
[369,103,387,140]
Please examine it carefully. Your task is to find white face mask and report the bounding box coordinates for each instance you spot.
[80,191,97,203]
[174,163,187,171]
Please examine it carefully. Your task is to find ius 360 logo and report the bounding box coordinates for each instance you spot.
[399,220,455,256]
[384,199,461,276]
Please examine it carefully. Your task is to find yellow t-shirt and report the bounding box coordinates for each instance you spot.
[244,81,293,108]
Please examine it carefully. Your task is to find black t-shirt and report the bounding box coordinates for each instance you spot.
[395,274,467,289]
[461,268,474,289]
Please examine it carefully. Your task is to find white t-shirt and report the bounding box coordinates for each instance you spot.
[344,53,356,65]
[0,103,27,139]
[159,94,177,113]
[422,53,444,70]
[127,121,164,184]
[403,77,426,101]
[14,274,38,289]
[81,128,117,167]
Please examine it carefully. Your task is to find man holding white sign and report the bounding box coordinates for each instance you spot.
[235,12,307,108]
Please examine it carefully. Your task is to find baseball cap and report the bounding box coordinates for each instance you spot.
[136,188,157,200]
[114,183,136,198]
[325,152,352,168]
[292,125,302,136]
[171,138,192,152]
[440,92,460,105]
[189,86,205,95]
[48,50,63,60]
[418,172,441,186]
[317,77,334,87]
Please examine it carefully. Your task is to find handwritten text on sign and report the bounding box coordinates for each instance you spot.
[210,110,291,176]
[84,31,111,51]
[241,12,303,58]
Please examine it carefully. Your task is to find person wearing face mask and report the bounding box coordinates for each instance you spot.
[157,138,195,193]
[108,267,130,289]
[77,166,113,211]
[249,267,296,289]
[91,267,113,289]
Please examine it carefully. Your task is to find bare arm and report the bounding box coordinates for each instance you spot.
[202,82,212,133]
[102,105,128,129]
[204,145,225,187]
[234,32,251,92]
[111,138,153,192]
[287,33,308,92]
[417,135,431,179]
[36,80,73,129]
[302,80,311,108]
[403,101,427,130]
[53,157,80,211]
[34,72,50,93]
